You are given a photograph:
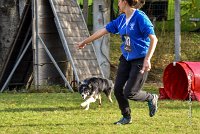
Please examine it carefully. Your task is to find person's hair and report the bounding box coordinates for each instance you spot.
[124,0,145,9]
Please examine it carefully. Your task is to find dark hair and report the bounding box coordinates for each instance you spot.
[125,0,145,9]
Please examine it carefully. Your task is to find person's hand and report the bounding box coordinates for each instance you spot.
[76,41,87,49]
[140,59,151,74]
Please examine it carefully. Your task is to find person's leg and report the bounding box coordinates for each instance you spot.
[124,58,153,101]
[114,55,131,118]
[123,58,158,117]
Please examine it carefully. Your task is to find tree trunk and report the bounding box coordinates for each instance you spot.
[0,0,19,74]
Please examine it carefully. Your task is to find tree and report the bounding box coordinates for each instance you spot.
[0,1,19,74]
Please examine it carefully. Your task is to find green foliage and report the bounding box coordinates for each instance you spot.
[28,85,68,93]
[0,91,200,133]
[77,0,93,6]
[157,0,200,31]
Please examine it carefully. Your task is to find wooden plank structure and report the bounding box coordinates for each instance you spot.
[48,0,103,82]
[0,0,103,91]
[0,0,32,91]
[33,0,71,87]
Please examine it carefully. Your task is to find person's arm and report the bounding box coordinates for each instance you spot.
[140,34,158,74]
[77,28,109,49]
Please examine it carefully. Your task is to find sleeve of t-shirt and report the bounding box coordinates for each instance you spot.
[138,12,155,38]
[105,14,124,34]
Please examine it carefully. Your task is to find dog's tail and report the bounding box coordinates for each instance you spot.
[108,80,114,90]
[108,80,114,103]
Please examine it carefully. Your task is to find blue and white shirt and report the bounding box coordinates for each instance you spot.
[105,9,155,61]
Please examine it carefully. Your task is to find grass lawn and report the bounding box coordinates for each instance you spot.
[0,31,199,134]
[0,86,200,134]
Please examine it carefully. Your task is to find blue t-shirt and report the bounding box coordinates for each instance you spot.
[105,9,155,61]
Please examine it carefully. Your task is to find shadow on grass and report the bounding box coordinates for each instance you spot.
[0,106,81,113]
[159,105,200,110]
[0,123,67,128]
[158,100,200,110]
[0,122,114,128]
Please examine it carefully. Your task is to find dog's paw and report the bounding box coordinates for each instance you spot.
[84,107,89,110]
[80,103,89,110]
[80,102,88,108]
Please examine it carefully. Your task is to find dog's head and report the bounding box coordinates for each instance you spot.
[78,82,92,100]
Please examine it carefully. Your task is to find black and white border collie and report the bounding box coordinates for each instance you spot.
[78,77,113,110]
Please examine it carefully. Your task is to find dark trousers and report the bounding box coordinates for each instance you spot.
[114,55,153,117]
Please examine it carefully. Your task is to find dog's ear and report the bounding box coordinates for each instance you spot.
[78,81,85,92]
[78,81,82,86]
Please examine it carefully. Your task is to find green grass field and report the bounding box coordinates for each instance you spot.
[0,85,200,134]
[0,29,199,133]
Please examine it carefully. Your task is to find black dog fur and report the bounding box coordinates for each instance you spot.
[78,77,113,110]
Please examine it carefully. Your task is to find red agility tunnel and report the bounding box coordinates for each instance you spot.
[160,62,200,101]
